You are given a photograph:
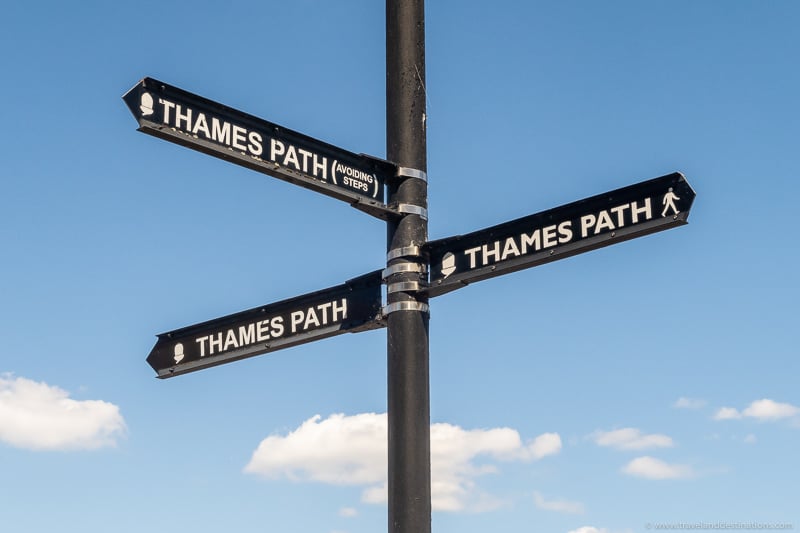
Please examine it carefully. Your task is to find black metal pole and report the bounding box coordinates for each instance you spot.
[386,1,430,533]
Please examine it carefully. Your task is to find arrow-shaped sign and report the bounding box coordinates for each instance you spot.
[425,172,696,297]
[147,270,384,378]
[123,78,397,219]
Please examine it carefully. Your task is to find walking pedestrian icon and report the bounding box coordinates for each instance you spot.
[662,188,681,217]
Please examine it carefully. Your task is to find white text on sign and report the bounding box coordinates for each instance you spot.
[146,93,377,196]
[193,298,348,357]
[461,198,654,270]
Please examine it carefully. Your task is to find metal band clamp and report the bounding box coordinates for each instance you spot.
[382,301,430,316]
[396,203,428,220]
[382,263,427,279]
[387,281,423,294]
[396,167,428,183]
[386,245,422,262]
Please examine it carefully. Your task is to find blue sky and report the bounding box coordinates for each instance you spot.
[1,2,798,532]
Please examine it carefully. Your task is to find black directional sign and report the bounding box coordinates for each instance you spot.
[123,78,397,219]
[424,172,696,297]
[146,271,384,378]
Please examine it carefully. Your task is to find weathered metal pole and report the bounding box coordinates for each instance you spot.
[385,1,431,532]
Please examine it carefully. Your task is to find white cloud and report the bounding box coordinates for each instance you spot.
[533,491,584,515]
[713,407,741,420]
[743,434,757,444]
[742,399,799,420]
[244,413,385,486]
[526,432,562,460]
[714,399,799,422]
[673,397,706,409]
[591,428,673,450]
[244,412,561,512]
[361,482,387,504]
[338,507,357,518]
[0,375,126,451]
[622,456,694,480]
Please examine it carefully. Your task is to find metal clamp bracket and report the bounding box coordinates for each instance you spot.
[387,281,423,294]
[382,262,427,279]
[386,245,423,262]
[396,167,428,183]
[395,203,428,220]
[382,301,430,316]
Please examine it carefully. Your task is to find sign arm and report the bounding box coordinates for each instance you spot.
[423,172,696,297]
[123,78,399,220]
[146,271,384,379]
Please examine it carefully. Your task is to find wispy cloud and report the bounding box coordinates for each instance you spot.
[713,407,742,420]
[591,428,674,451]
[0,374,126,451]
[622,456,694,480]
[244,412,561,513]
[673,397,706,409]
[533,491,584,515]
[714,399,800,422]
[338,507,357,518]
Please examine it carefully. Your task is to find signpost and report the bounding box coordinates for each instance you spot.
[385,2,431,531]
[425,172,695,297]
[123,78,398,220]
[146,270,383,378]
[126,2,697,531]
